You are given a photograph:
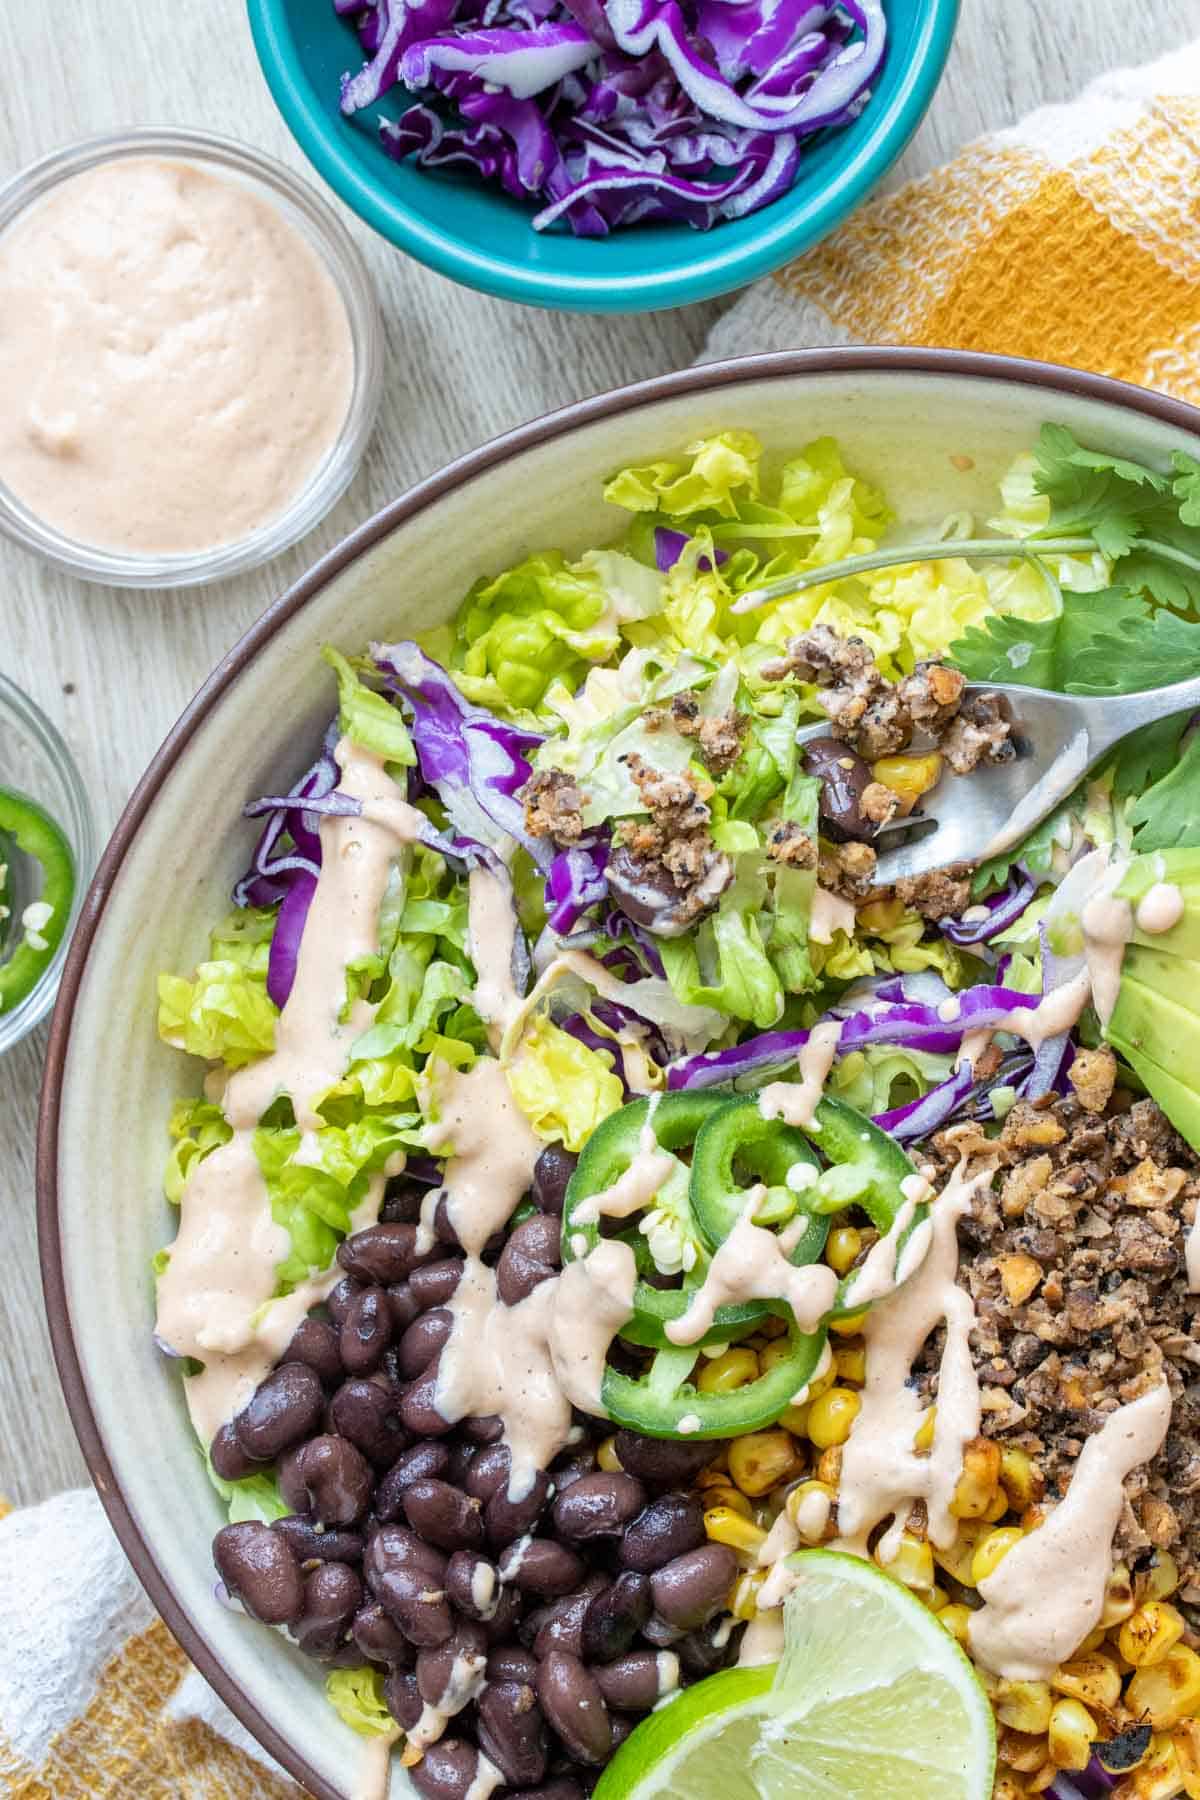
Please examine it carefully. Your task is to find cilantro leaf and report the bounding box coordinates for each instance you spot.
[1128,730,1200,851]
[949,586,1200,697]
[1174,451,1200,528]
[1111,714,1187,800]
[1033,423,1168,522]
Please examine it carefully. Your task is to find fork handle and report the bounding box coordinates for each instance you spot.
[1033,674,1200,760]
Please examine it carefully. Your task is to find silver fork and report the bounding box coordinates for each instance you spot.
[797,678,1200,883]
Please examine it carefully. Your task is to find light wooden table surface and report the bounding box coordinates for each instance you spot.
[1,0,1196,1509]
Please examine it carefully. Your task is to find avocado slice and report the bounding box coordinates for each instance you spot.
[1116,850,1200,961]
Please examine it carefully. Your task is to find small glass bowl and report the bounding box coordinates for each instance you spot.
[0,128,382,589]
[0,673,96,1054]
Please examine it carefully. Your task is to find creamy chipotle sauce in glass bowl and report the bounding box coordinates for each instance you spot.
[0,129,380,587]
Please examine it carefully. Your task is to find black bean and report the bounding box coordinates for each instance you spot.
[210,1421,259,1482]
[338,1222,426,1285]
[478,1679,548,1788]
[526,1577,607,1661]
[551,1473,646,1543]
[536,1651,612,1765]
[234,1363,325,1461]
[501,1537,587,1599]
[386,1283,420,1334]
[803,735,877,842]
[465,1443,512,1502]
[399,1365,454,1437]
[329,1377,409,1468]
[409,1739,482,1800]
[326,1276,361,1327]
[650,1545,737,1630]
[619,1492,706,1574]
[640,1613,684,1647]
[611,1431,715,1488]
[398,1308,454,1379]
[461,1414,504,1445]
[365,1524,452,1647]
[496,1215,561,1307]
[383,1668,423,1730]
[271,1517,363,1566]
[549,1451,596,1493]
[443,1439,477,1487]
[279,1434,373,1526]
[376,1441,452,1521]
[607,845,690,934]
[281,1316,344,1388]
[580,1573,651,1663]
[485,1470,552,1549]
[381,1184,425,1226]
[340,1285,393,1376]
[291,1561,363,1660]
[352,1600,413,1667]
[488,1646,538,1685]
[532,1146,578,1217]
[214,1522,303,1626]
[410,1258,465,1310]
[593,1649,678,1712]
[445,1550,501,1621]
[478,1583,524,1645]
[432,1195,505,1260]
[403,1479,485,1554]
[610,1713,635,1755]
[678,1616,739,1677]
[416,1621,488,1710]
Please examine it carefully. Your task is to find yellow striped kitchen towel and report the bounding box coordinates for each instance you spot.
[704,39,1200,401]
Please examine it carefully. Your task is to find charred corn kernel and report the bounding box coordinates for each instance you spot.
[1051,1655,1123,1711]
[826,1228,863,1275]
[760,1338,797,1376]
[1120,1603,1187,1669]
[1127,1648,1200,1730]
[934,1522,988,1588]
[914,1407,937,1454]
[596,1435,623,1473]
[702,1482,754,1519]
[872,751,944,808]
[998,1729,1050,1773]
[879,1532,934,1594]
[993,1776,1032,1800]
[971,1527,1025,1586]
[830,1311,868,1338]
[780,1402,812,1437]
[949,1437,1003,1520]
[1140,1553,1182,1606]
[729,1569,765,1622]
[927,1584,949,1612]
[697,1348,760,1395]
[1048,1698,1097,1771]
[704,1506,768,1557]
[936,1603,974,1647]
[1115,1735,1182,1799]
[983,1488,1011,1523]
[1026,1761,1061,1794]
[858,896,907,933]
[816,1445,843,1487]
[999,1447,1043,1514]
[807,1388,861,1449]
[996,1681,1054,1736]
[1102,1563,1136,1629]
[833,1346,867,1384]
[728,1430,800,1497]
[1172,1718,1200,1797]
[1079,1626,1109,1654]
[784,1480,836,1540]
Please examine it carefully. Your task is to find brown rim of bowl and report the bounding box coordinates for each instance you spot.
[36,346,1200,1799]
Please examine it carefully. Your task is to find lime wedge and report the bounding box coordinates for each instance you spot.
[594,1550,995,1800]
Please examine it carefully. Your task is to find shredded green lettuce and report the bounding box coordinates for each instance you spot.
[325,1666,396,1738]
[322,646,414,766]
[506,1017,624,1150]
[203,1448,289,1525]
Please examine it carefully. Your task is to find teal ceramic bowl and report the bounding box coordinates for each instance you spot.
[248,0,959,312]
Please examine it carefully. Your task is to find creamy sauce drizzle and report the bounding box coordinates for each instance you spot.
[1003,848,1137,1046]
[969,1384,1172,1679]
[350,1731,401,1800]
[156,742,421,1441]
[840,1196,926,1310]
[550,1241,638,1414]
[467,865,525,1052]
[0,157,354,555]
[737,1609,786,1667]
[425,1059,542,1255]
[664,1194,838,1345]
[1137,881,1184,935]
[835,1159,997,1561]
[759,1020,842,1131]
[571,1125,674,1226]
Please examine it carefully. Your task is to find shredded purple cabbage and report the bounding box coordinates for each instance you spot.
[653,526,729,572]
[941,872,1037,945]
[335,0,886,234]
[546,839,609,934]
